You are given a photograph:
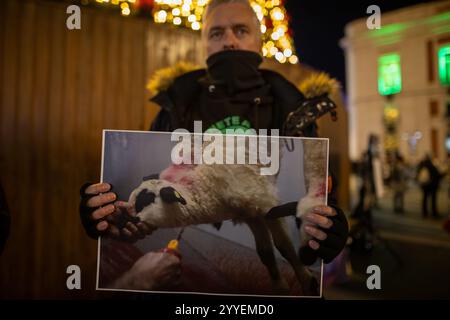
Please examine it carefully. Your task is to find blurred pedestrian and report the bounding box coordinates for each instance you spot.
[417,155,445,218]
[391,153,408,213]
[350,151,376,253]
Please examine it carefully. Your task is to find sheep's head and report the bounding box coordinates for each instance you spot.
[128,179,187,229]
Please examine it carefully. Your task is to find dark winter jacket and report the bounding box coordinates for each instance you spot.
[149,69,318,137]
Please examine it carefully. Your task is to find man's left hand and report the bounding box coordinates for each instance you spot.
[301,205,348,264]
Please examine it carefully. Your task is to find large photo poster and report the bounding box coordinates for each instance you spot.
[97,130,329,297]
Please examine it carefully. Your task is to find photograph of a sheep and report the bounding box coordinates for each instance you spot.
[97,130,329,297]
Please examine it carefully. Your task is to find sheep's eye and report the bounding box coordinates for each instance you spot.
[160,187,187,205]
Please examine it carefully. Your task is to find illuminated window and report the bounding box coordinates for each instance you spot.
[378,53,402,95]
[438,45,450,85]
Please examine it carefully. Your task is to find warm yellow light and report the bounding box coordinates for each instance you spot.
[269,46,278,55]
[262,47,268,56]
[384,107,399,120]
[271,8,284,21]
[172,8,180,16]
[275,26,285,36]
[252,4,262,13]
[155,10,167,23]
[128,0,136,3]
[279,37,290,48]
[271,32,280,41]
[266,41,275,48]
[173,17,182,25]
[289,55,298,64]
[275,52,284,61]
[120,2,128,9]
[283,48,292,57]
[188,14,196,22]
[198,0,207,6]
[182,4,191,13]
[111,0,119,5]
[195,6,204,15]
[260,24,267,33]
[121,7,130,15]
[192,21,200,30]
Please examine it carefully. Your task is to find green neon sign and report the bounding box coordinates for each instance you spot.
[378,53,402,95]
[438,45,450,86]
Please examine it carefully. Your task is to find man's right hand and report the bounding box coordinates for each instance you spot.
[79,182,153,241]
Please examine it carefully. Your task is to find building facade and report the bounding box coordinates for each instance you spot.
[341,1,450,166]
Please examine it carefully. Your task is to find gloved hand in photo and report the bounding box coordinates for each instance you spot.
[79,182,154,241]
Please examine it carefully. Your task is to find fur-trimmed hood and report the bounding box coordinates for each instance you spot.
[147,62,202,98]
[146,62,339,99]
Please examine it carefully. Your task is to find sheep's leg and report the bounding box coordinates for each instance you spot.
[244,217,289,294]
[265,218,318,296]
[298,139,328,249]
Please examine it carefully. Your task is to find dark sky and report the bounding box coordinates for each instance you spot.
[284,0,435,91]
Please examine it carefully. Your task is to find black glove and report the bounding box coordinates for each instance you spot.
[265,202,349,265]
[299,205,349,265]
[79,182,141,240]
[79,182,111,239]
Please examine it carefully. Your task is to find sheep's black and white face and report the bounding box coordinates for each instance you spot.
[128,179,187,228]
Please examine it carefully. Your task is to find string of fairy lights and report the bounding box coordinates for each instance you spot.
[83,0,299,64]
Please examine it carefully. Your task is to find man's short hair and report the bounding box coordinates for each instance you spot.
[203,0,262,38]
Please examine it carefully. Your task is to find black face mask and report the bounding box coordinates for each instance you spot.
[206,50,265,95]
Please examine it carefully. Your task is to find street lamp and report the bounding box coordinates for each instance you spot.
[378,53,402,169]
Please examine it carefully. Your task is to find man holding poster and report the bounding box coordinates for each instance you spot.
[79,0,348,295]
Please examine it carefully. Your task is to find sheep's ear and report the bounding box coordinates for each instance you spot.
[160,187,187,205]
[143,173,159,181]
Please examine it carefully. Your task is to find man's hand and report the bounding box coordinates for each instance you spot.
[79,182,153,241]
[112,252,182,290]
[300,205,348,264]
